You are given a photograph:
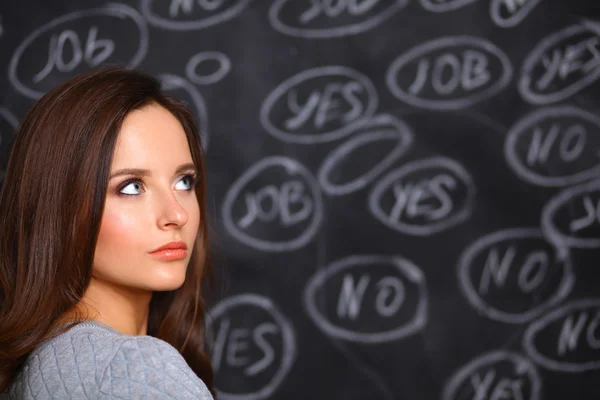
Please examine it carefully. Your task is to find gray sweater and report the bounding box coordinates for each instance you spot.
[4,320,214,399]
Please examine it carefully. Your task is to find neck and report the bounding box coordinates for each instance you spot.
[60,276,152,336]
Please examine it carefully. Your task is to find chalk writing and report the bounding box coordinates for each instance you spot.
[505,106,600,187]
[222,156,323,252]
[260,66,378,144]
[8,4,148,99]
[386,36,513,110]
[519,22,600,104]
[317,115,413,196]
[158,74,210,150]
[185,51,231,85]
[442,350,541,400]
[206,293,296,399]
[457,228,574,324]
[368,156,475,236]
[268,0,409,38]
[490,0,542,28]
[140,0,251,30]
[541,178,600,249]
[523,298,600,372]
[304,254,428,343]
[419,0,479,13]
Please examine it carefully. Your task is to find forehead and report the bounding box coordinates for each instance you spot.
[111,103,192,169]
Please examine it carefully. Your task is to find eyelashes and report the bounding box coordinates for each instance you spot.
[116,173,199,197]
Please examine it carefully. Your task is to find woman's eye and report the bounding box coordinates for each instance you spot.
[175,174,197,191]
[119,180,144,196]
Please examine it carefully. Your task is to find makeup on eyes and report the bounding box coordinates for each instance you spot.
[114,172,199,197]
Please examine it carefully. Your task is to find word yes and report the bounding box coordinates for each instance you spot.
[35,27,113,83]
[211,318,279,376]
[285,82,364,130]
[469,369,526,400]
[389,174,456,222]
[570,196,600,232]
[537,36,600,91]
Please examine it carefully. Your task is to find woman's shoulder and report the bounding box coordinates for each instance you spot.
[8,320,213,399]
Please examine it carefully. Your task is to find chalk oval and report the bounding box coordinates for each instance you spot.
[304,254,428,343]
[457,228,574,324]
[519,22,600,105]
[158,74,210,151]
[419,0,478,13]
[269,0,409,39]
[368,156,476,236]
[386,36,513,110]
[222,156,323,252]
[541,178,600,249]
[523,298,600,372]
[9,3,148,99]
[317,115,413,196]
[140,0,251,31]
[505,106,600,187]
[442,350,541,400]
[260,66,378,144]
[206,293,296,399]
[490,0,542,28]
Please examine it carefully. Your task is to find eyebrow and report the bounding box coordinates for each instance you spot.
[109,162,197,180]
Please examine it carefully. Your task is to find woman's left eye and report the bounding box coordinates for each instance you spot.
[175,174,198,191]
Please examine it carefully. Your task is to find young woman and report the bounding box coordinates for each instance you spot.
[0,67,216,398]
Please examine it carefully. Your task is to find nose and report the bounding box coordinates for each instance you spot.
[156,190,189,229]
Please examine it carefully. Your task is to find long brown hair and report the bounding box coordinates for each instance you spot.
[0,66,215,395]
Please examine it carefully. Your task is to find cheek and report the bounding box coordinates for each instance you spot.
[96,204,146,257]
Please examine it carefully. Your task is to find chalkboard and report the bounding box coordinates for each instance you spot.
[1,1,600,399]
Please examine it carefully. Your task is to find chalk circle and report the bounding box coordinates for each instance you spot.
[260,65,378,144]
[541,178,600,249]
[457,228,574,324]
[490,0,542,28]
[221,156,323,252]
[8,3,148,99]
[441,350,541,400]
[206,293,297,400]
[519,22,600,105]
[158,73,210,151]
[185,51,231,85]
[368,156,476,236]
[317,114,413,196]
[504,106,600,187]
[268,0,409,39]
[303,254,428,343]
[140,0,252,31]
[523,298,600,373]
[386,35,513,110]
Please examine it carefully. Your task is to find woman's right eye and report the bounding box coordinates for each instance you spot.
[118,179,144,196]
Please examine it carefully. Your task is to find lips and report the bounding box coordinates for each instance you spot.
[149,240,187,253]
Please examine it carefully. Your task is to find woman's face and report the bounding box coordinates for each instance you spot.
[92,103,200,293]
